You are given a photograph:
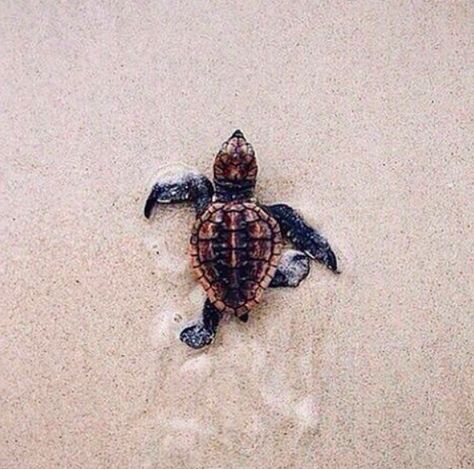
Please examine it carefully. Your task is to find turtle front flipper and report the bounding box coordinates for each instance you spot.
[269,249,310,287]
[144,167,214,218]
[180,300,221,349]
[264,204,339,273]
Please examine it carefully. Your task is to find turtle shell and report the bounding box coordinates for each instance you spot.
[190,201,283,317]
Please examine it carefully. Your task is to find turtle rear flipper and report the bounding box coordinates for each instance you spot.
[180,300,221,349]
[269,249,310,288]
[180,324,215,349]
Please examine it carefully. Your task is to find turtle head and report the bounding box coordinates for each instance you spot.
[213,130,258,199]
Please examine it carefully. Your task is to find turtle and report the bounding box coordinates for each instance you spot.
[144,130,339,349]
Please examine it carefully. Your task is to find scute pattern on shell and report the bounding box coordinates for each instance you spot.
[190,201,283,317]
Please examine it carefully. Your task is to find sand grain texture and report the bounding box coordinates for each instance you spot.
[1,1,473,468]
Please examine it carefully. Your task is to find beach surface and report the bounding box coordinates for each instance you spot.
[1,1,473,468]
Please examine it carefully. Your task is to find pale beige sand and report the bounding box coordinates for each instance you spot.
[1,1,473,468]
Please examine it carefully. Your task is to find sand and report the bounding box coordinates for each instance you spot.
[1,1,473,468]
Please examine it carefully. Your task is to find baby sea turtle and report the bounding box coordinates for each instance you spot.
[145,130,339,349]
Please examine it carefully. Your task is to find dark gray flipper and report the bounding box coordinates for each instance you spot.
[270,249,310,287]
[265,204,339,273]
[180,300,221,349]
[144,168,214,218]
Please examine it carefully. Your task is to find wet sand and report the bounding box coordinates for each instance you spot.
[1,1,473,468]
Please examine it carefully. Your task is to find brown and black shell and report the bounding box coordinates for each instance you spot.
[189,201,283,317]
